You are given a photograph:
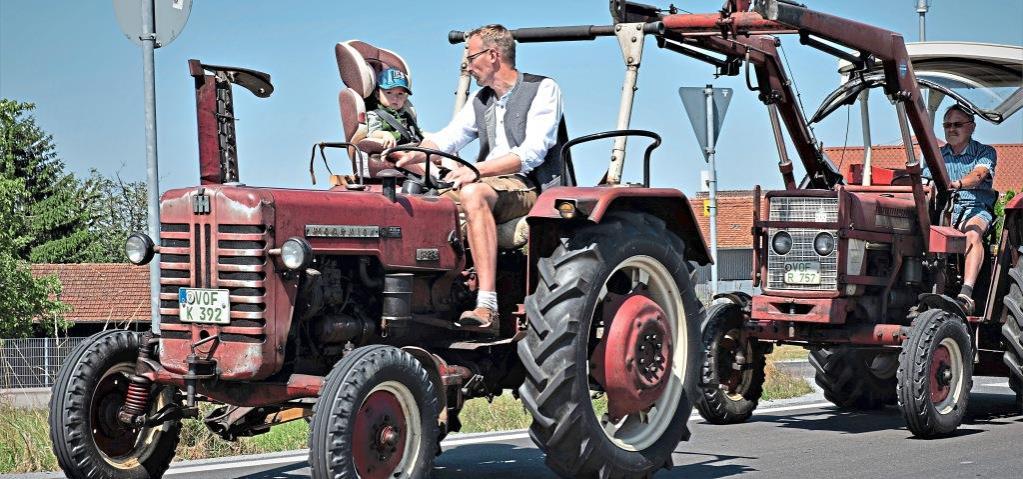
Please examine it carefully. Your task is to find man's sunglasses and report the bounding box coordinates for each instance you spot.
[942,120,974,129]
[466,48,493,62]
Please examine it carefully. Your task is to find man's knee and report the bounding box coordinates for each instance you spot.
[460,183,497,211]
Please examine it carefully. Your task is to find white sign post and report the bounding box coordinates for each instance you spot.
[680,85,732,296]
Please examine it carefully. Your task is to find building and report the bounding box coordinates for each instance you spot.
[30,263,151,335]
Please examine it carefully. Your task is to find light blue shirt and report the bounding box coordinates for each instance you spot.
[922,139,998,209]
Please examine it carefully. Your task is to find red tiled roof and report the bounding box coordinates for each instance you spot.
[825,143,1023,193]
[31,263,150,323]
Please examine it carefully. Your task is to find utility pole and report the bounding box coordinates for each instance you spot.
[704,85,719,296]
[917,0,929,42]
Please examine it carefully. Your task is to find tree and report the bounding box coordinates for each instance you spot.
[0,176,69,337]
[82,168,149,262]
[1,99,104,263]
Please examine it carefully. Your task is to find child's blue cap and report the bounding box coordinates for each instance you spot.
[378,68,412,95]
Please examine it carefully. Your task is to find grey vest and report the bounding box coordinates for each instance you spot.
[472,73,571,191]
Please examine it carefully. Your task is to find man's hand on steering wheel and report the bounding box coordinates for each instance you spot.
[443,166,479,190]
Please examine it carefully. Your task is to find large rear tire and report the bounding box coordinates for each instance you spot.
[897,309,973,438]
[518,212,702,478]
[809,346,897,410]
[696,301,765,424]
[309,345,440,479]
[49,330,181,479]
[1001,260,1023,411]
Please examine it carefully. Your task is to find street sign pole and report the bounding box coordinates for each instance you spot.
[680,85,731,298]
[115,0,192,334]
[141,0,161,334]
[704,85,719,296]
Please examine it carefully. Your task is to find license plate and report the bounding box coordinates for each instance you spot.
[178,288,230,324]
[784,262,822,285]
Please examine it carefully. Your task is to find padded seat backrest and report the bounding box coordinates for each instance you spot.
[335,40,415,175]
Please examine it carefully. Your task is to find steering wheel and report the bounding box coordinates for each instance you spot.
[382,146,480,191]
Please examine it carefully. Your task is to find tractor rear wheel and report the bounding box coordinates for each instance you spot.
[309,345,440,479]
[809,346,897,410]
[696,301,765,424]
[897,309,973,437]
[518,212,702,478]
[1001,260,1023,411]
[49,330,181,479]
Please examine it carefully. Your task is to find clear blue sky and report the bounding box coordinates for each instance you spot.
[2,1,1021,194]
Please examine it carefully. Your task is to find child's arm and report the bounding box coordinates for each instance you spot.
[366,112,399,149]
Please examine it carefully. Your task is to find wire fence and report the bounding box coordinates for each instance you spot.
[0,337,87,389]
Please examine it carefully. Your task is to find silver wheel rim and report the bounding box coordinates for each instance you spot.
[590,255,687,451]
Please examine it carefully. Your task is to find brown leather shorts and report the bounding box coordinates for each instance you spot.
[443,175,538,224]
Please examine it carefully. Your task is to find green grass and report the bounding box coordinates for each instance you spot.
[0,404,55,473]
[767,344,810,362]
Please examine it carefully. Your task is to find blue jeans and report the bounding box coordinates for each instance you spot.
[952,202,993,227]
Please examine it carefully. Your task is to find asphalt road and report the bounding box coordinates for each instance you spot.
[12,376,1020,479]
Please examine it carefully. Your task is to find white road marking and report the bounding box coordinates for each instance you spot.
[165,400,837,474]
[985,382,1010,388]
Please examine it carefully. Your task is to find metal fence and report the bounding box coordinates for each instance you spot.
[0,337,87,389]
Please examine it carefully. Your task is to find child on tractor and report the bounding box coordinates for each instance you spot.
[365,67,423,149]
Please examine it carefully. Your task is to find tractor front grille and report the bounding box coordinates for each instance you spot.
[766,197,839,291]
[158,221,268,343]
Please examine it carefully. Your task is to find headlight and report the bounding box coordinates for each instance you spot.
[125,233,155,265]
[280,237,312,270]
[771,231,792,255]
[814,232,836,256]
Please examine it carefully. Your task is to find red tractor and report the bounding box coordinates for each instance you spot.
[615,0,1023,437]
[48,13,713,479]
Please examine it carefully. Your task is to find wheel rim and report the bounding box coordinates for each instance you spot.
[929,339,964,414]
[717,327,753,400]
[589,255,686,452]
[352,381,421,479]
[89,362,166,468]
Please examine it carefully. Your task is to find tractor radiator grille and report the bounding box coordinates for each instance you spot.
[767,197,839,291]
[158,221,268,343]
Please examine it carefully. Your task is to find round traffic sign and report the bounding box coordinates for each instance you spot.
[113,0,192,48]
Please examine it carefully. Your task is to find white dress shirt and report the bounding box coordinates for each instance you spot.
[429,77,563,175]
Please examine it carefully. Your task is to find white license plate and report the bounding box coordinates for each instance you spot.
[784,262,822,285]
[178,288,230,324]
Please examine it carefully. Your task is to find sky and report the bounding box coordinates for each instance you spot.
[2,1,1021,195]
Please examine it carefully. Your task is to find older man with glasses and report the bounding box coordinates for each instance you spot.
[395,24,566,332]
[924,104,998,313]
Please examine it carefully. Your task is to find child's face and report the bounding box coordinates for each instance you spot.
[378,87,409,109]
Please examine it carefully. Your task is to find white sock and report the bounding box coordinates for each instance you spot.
[476,290,498,311]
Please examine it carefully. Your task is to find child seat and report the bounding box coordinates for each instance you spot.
[335,40,416,177]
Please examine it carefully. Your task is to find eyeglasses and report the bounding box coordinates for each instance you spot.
[942,120,974,129]
[466,48,493,62]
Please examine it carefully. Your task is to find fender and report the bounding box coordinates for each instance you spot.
[526,186,713,265]
[917,293,968,321]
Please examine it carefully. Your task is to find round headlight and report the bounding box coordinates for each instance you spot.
[125,233,155,265]
[771,231,792,255]
[814,232,836,256]
[280,237,312,270]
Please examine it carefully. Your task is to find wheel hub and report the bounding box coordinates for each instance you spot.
[91,372,142,458]
[717,331,748,393]
[353,390,408,479]
[930,345,952,403]
[591,294,673,422]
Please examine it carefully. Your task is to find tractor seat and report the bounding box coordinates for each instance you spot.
[335,40,417,179]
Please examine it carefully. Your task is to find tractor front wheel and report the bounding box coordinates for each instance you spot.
[696,301,765,424]
[897,309,973,437]
[49,330,181,479]
[309,345,440,479]
[518,212,702,478]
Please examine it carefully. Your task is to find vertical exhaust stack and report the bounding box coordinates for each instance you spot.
[188,59,275,185]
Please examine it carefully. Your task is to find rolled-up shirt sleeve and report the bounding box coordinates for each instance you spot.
[427,94,479,154]
[976,144,996,174]
[511,79,563,175]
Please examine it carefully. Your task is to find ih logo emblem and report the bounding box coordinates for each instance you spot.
[192,187,211,214]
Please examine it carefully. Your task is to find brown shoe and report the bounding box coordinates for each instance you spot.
[457,307,497,329]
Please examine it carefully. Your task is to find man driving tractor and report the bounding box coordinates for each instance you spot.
[395,24,567,330]
[924,104,999,313]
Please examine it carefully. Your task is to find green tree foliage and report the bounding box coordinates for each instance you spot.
[0,176,69,337]
[82,169,149,262]
[1,99,103,263]
[995,190,1016,239]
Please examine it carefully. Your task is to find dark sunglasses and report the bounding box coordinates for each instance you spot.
[942,120,974,129]
[466,48,493,62]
